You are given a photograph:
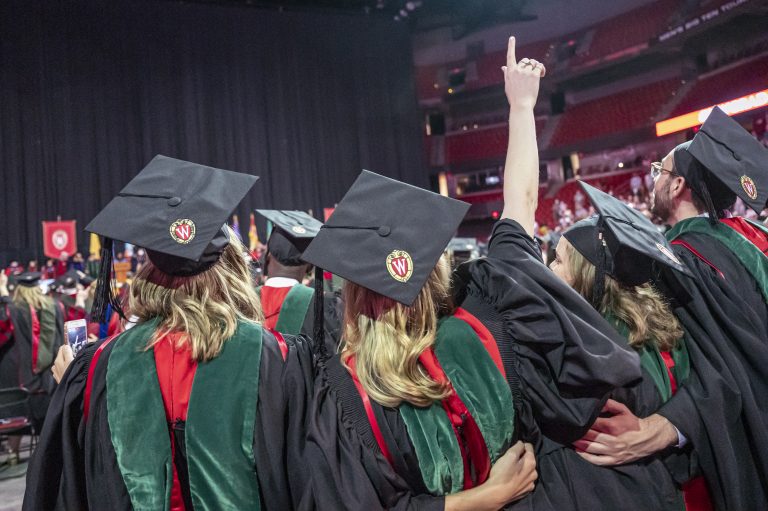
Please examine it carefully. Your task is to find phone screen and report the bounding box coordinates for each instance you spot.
[64,319,89,357]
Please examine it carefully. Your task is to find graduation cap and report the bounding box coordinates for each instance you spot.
[85,155,259,322]
[675,106,768,216]
[257,210,323,268]
[53,270,93,293]
[53,270,79,294]
[563,182,692,307]
[302,170,469,306]
[302,170,469,358]
[16,272,42,288]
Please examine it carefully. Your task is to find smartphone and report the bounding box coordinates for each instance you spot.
[64,319,89,357]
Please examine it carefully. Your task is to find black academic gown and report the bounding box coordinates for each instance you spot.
[0,296,64,430]
[453,220,681,510]
[23,323,314,511]
[655,232,768,510]
[305,220,669,511]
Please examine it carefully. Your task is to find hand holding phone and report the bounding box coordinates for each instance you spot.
[64,319,89,357]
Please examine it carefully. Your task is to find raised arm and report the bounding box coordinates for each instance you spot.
[500,36,545,237]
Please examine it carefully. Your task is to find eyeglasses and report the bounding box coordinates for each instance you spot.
[650,162,678,180]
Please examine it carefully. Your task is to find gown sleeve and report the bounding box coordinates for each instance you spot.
[303,354,445,511]
[455,219,642,444]
[22,341,100,511]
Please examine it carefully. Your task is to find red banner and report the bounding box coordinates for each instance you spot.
[42,221,77,259]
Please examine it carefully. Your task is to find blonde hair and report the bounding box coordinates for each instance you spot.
[341,257,453,408]
[129,229,263,362]
[13,285,49,312]
[564,242,681,351]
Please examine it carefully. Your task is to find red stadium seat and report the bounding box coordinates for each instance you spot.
[670,55,768,116]
[550,78,681,148]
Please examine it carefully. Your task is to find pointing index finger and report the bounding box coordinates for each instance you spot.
[507,36,516,68]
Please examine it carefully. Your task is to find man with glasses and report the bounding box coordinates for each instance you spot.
[576,107,768,511]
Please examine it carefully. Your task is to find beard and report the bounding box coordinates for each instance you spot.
[650,178,674,222]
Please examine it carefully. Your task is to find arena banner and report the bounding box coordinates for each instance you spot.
[42,220,78,259]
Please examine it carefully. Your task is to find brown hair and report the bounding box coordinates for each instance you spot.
[565,242,681,351]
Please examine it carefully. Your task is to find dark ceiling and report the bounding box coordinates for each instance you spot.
[166,0,541,36]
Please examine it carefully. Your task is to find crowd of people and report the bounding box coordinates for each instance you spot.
[1,37,767,511]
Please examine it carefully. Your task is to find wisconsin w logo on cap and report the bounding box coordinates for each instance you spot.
[386,250,413,283]
[740,175,758,201]
[170,219,196,244]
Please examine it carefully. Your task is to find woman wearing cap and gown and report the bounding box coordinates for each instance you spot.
[24,157,314,511]
[550,182,710,510]
[439,40,686,511]
[0,271,64,459]
[299,38,646,511]
[575,108,768,510]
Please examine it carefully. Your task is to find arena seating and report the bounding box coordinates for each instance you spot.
[446,119,547,164]
[570,0,679,68]
[549,78,681,148]
[670,54,768,116]
[535,169,639,226]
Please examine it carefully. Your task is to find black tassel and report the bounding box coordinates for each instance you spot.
[313,265,328,361]
[697,181,721,225]
[90,238,126,324]
[592,221,607,310]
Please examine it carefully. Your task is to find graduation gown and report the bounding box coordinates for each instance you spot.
[23,318,314,511]
[306,220,665,510]
[0,295,64,430]
[654,217,768,510]
[260,283,343,351]
[305,310,516,511]
[452,219,681,510]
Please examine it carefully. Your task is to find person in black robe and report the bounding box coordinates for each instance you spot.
[299,37,650,511]
[575,107,768,510]
[23,156,314,510]
[257,209,342,350]
[0,271,64,452]
[553,182,712,509]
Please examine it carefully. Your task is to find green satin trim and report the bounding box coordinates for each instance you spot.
[186,320,262,510]
[399,315,515,495]
[107,318,263,510]
[604,314,690,403]
[275,284,314,335]
[35,299,59,371]
[666,217,768,302]
[106,318,172,511]
[399,400,464,495]
[435,317,515,463]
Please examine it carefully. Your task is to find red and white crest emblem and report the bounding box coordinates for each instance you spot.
[386,250,413,283]
[52,229,69,250]
[740,175,758,201]
[169,219,196,244]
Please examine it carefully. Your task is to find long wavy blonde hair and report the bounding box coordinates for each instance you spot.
[14,285,50,311]
[564,242,681,351]
[129,229,263,362]
[341,257,453,408]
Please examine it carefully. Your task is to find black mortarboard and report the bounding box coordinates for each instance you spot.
[302,170,470,307]
[257,210,323,267]
[54,270,79,289]
[17,272,42,288]
[675,106,768,215]
[54,270,93,291]
[564,182,692,306]
[85,155,258,321]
